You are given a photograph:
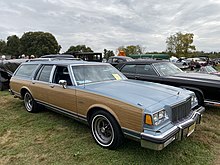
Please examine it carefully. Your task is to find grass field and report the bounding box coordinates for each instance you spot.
[0,91,220,165]
[215,64,220,71]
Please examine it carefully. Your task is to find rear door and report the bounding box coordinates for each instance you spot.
[30,64,53,103]
[136,64,162,83]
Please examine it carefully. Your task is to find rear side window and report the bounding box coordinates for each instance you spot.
[35,65,53,82]
[15,64,38,78]
[121,65,136,74]
[136,64,157,75]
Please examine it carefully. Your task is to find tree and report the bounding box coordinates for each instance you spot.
[20,31,61,57]
[166,32,196,57]
[0,40,6,55]
[5,35,20,57]
[103,49,115,60]
[65,45,93,54]
[117,45,143,56]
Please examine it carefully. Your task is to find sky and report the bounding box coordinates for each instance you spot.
[1,0,220,53]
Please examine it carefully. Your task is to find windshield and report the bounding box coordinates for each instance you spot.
[72,64,127,85]
[153,62,183,76]
[206,66,217,73]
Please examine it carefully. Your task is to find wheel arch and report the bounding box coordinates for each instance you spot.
[87,104,121,127]
[180,86,205,105]
[180,86,204,98]
[20,87,32,100]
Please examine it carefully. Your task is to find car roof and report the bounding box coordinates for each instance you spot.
[23,60,109,66]
[41,54,74,58]
[40,54,81,60]
[122,59,169,65]
[109,56,133,59]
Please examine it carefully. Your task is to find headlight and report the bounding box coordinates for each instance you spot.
[145,110,166,126]
[153,113,159,122]
[158,110,165,119]
[191,95,198,107]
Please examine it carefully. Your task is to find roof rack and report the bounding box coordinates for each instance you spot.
[27,57,82,62]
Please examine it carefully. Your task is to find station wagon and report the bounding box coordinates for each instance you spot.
[10,60,205,150]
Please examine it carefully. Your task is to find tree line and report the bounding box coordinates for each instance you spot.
[0,31,220,59]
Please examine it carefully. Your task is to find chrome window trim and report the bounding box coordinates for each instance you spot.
[49,65,57,83]
[69,65,77,86]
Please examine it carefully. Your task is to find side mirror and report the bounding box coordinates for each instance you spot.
[59,80,67,89]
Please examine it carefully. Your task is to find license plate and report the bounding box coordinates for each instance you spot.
[187,122,196,137]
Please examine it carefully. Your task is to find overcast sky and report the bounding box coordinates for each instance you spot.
[1,0,220,53]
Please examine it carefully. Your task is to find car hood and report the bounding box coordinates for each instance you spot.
[171,72,220,84]
[211,72,220,76]
[84,80,191,109]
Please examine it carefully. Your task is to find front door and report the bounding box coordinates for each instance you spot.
[47,65,77,113]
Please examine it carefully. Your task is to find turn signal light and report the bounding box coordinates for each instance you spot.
[145,114,153,125]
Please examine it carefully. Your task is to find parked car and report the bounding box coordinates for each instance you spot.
[185,57,207,66]
[107,56,134,66]
[170,57,189,70]
[117,60,220,106]
[0,59,28,90]
[198,65,220,76]
[173,61,189,70]
[10,60,204,150]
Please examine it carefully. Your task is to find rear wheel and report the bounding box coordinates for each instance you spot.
[24,92,39,113]
[90,110,124,149]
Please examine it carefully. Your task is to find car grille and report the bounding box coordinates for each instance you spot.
[172,98,191,122]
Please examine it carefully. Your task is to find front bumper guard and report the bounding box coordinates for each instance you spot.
[140,106,205,150]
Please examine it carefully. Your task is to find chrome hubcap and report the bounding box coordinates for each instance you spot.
[92,115,114,146]
[24,93,33,111]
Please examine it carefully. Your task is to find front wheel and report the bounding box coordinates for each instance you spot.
[24,92,39,113]
[194,91,204,106]
[90,110,124,149]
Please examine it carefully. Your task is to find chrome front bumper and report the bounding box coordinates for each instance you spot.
[140,106,205,150]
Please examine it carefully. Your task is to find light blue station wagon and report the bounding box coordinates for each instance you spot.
[10,60,205,150]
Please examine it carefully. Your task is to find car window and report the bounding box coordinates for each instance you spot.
[153,62,183,76]
[121,65,136,74]
[15,64,38,78]
[112,58,119,63]
[136,64,157,75]
[52,66,72,86]
[118,59,124,63]
[36,65,53,82]
[72,65,126,85]
[206,66,217,73]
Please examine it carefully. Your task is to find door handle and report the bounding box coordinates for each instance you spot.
[50,85,54,88]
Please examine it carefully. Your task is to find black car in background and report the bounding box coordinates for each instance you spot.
[0,59,28,90]
[107,56,134,66]
[117,60,220,106]
[198,65,220,76]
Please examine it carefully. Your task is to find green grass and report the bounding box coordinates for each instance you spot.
[215,64,220,71]
[0,91,220,165]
